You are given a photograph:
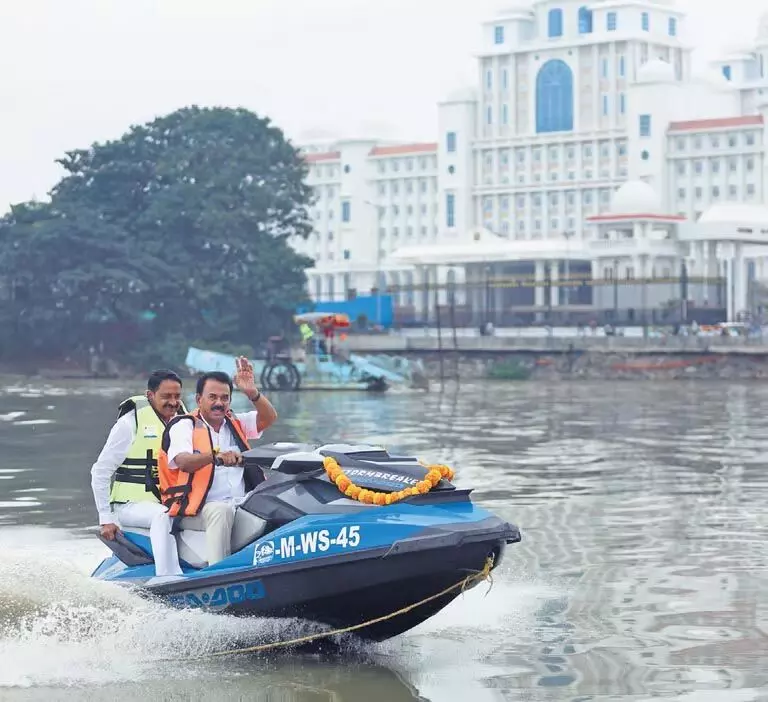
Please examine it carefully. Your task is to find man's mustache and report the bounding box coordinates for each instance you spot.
[211,405,226,412]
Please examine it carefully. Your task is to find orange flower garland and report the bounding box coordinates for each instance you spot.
[322,457,455,506]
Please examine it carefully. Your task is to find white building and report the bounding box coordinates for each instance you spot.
[294,3,768,325]
[291,140,440,319]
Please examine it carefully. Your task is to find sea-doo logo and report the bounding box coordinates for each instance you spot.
[167,580,265,610]
[344,468,418,486]
[253,540,275,566]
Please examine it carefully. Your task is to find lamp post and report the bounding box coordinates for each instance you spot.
[363,199,384,327]
[680,258,689,324]
[484,263,492,328]
[562,230,575,319]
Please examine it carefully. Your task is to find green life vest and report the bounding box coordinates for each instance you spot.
[109,395,184,505]
[300,323,314,341]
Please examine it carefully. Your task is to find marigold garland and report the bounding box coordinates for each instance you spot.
[322,457,455,506]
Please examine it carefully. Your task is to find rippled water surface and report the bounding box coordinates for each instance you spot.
[1,378,768,701]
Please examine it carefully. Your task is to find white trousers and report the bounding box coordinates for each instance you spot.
[114,501,183,577]
[179,501,236,565]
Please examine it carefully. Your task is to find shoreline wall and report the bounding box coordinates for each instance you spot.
[346,336,768,381]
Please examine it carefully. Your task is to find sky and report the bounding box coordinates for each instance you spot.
[0,0,764,210]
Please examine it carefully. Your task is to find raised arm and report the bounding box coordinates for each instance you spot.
[234,356,278,433]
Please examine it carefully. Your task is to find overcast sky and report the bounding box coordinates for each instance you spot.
[0,0,763,210]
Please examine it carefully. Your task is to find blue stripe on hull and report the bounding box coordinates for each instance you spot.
[92,501,501,585]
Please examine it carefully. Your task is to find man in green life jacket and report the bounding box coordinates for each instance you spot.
[90,369,187,582]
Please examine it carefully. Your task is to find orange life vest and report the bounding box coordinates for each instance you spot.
[158,409,250,518]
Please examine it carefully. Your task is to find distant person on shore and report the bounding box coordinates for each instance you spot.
[90,370,187,584]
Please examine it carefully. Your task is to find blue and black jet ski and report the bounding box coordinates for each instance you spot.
[91,443,521,641]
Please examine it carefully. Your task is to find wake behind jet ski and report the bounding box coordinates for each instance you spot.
[91,442,521,642]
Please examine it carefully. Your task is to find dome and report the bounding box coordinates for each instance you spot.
[494,3,533,17]
[699,203,768,227]
[610,180,662,215]
[636,59,675,84]
[699,67,731,87]
[442,87,477,103]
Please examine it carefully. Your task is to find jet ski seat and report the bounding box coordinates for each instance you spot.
[120,508,268,569]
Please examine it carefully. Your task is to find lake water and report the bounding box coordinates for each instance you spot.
[1,378,768,701]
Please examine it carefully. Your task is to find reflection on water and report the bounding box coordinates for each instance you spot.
[2,379,768,700]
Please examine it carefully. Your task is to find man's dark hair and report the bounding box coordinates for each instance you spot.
[147,369,183,392]
[196,371,233,396]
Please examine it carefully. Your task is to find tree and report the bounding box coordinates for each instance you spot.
[0,106,315,367]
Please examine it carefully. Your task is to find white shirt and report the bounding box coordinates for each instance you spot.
[165,411,262,504]
[90,412,138,525]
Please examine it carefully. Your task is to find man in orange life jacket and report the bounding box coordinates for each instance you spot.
[158,357,278,565]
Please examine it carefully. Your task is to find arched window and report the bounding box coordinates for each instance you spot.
[313,277,322,300]
[536,60,574,134]
[578,6,593,33]
[326,275,335,300]
[548,8,563,37]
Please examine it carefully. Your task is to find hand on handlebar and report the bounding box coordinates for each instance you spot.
[216,450,243,467]
[100,523,122,540]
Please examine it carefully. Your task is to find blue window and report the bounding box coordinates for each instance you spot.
[639,114,651,137]
[601,58,608,78]
[548,8,563,37]
[668,17,676,36]
[641,12,649,31]
[502,104,509,125]
[502,69,508,90]
[578,6,593,33]
[619,93,625,114]
[535,59,574,134]
[602,95,608,115]
[722,65,731,80]
[343,249,350,260]
[446,131,456,152]
[619,55,625,77]
[487,106,493,125]
[486,70,492,90]
[494,25,504,44]
[607,12,617,31]
[341,201,351,222]
[446,193,455,228]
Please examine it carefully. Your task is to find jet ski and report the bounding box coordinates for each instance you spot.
[91,442,521,642]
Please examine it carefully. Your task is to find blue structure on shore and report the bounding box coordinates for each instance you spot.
[297,295,394,329]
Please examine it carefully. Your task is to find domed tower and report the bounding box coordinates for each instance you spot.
[626,59,677,198]
[437,87,478,243]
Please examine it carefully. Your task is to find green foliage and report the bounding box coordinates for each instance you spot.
[0,106,314,370]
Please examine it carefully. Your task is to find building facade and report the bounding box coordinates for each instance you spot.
[293,2,768,325]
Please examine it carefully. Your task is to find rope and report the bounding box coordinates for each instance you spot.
[174,555,496,661]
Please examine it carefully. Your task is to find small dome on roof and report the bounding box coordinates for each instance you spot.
[699,202,768,226]
[494,3,533,16]
[442,87,477,103]
[636,59,675,84]
[611,180,662,215]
